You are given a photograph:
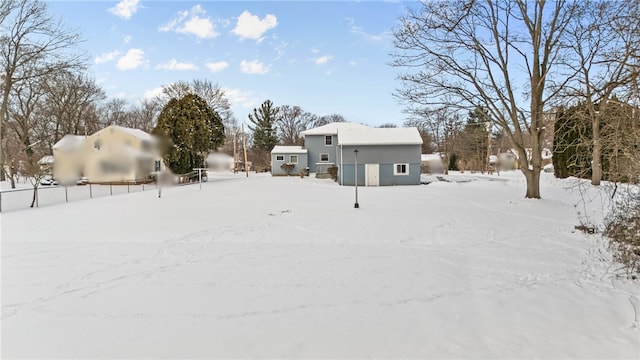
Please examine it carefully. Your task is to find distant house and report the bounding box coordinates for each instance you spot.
[52,134,86,184]
[206,152,234,172]
[272,122,423,186]
[53,125,164,184]
[421,154,445,174]
[271,146,308,176]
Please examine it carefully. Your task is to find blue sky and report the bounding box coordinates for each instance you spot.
[47,1,417,127]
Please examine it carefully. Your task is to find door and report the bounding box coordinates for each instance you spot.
[365,163,379,186]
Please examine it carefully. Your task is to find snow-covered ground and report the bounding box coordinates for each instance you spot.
[2,171,639,358]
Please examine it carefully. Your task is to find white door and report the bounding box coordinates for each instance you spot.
[365,163,379,186]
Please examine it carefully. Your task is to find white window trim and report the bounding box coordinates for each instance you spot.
[275,155,284,161]
[320,153,329,162]
[290,155,298,164]
[324,135,333,146]
[393,163,409,176]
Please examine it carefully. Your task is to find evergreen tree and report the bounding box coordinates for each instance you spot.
[455,106,490,171]
[153,94,212,174]
[248,100,279,151]
[209,109,225,151]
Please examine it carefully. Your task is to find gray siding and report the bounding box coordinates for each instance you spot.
[339,144,421,186]
[304,134,338,173]
[271,152,308,176]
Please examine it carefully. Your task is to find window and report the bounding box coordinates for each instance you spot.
[325,135,333,146]
[320,153,329,162]
[290,155,298,164]
[276,155,284,161]
[394,163,409,175]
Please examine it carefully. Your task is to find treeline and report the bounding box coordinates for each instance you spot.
[553,99,640,183]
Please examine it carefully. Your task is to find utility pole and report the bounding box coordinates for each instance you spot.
[233,127,238,173]
[242,123,249,177]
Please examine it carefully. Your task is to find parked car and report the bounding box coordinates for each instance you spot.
[40,175,58,186]
[76,176,89,185]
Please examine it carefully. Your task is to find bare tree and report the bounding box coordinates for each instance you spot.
[314,113,346,127]
[403,118,434,154]
[378,123,397,128]
[39,70,105,144]
[129,98,161,133]
[99,98,130,127]
[5,77,44,188]
[392,0,578,198]
[276,105,317,145]
[160,79,232,121]
[0,0,84,180]
[562,0,640,185]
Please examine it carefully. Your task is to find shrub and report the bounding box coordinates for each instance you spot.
[604,191,640,277]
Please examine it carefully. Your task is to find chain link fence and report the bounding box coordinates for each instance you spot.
[0,182,159,213]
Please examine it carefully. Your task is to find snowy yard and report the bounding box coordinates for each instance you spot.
[1,171,639,358]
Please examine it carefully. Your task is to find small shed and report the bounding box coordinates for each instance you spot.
[271,146,308,176]
[337,127,423,186]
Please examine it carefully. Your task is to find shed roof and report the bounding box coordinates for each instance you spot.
[271,145,308,154]
[301,122,369,136]
[338,127,423,146]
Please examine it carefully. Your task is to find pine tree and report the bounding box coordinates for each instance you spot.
[209,110,225,151]
[248,100,279,151]
[153,94,212,174]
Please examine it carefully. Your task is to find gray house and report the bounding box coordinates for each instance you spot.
[270,146,308,176]
[300,122,370,175]
[272,122,422,186]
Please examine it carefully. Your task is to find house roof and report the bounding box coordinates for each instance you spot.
[38,155,54,165]
[53,134,86,149]
[338,127,423,146]
[108,125,154,141]
[271,145,308,154]
[206,152,234,164]
[300,122,370,136]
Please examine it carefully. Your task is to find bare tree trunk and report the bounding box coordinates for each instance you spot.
[30,185,37,208]
[591,115,602,185]
[524,169,541,199]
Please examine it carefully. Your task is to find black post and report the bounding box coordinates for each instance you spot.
[354,149,359,208]
[65,186,68,203]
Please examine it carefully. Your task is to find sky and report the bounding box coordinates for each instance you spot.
[46,0,418,127]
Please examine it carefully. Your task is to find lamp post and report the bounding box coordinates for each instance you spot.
[354,149,359,208]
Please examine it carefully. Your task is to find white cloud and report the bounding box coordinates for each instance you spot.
[349,60,357,67]
[144,86,164,100]
[310,48,320,54]
[224,88,258,109]
[122,34,132,44]
[315,55,333,65]
[350,25,389,43]
[94,50,121,64]
[155,59,198,71]
[240,60,269,74]
[108,0,140,20]
[159,5,218,39]
[116,48,147,70]
[232,10,277,41]
[206,61,229,73]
